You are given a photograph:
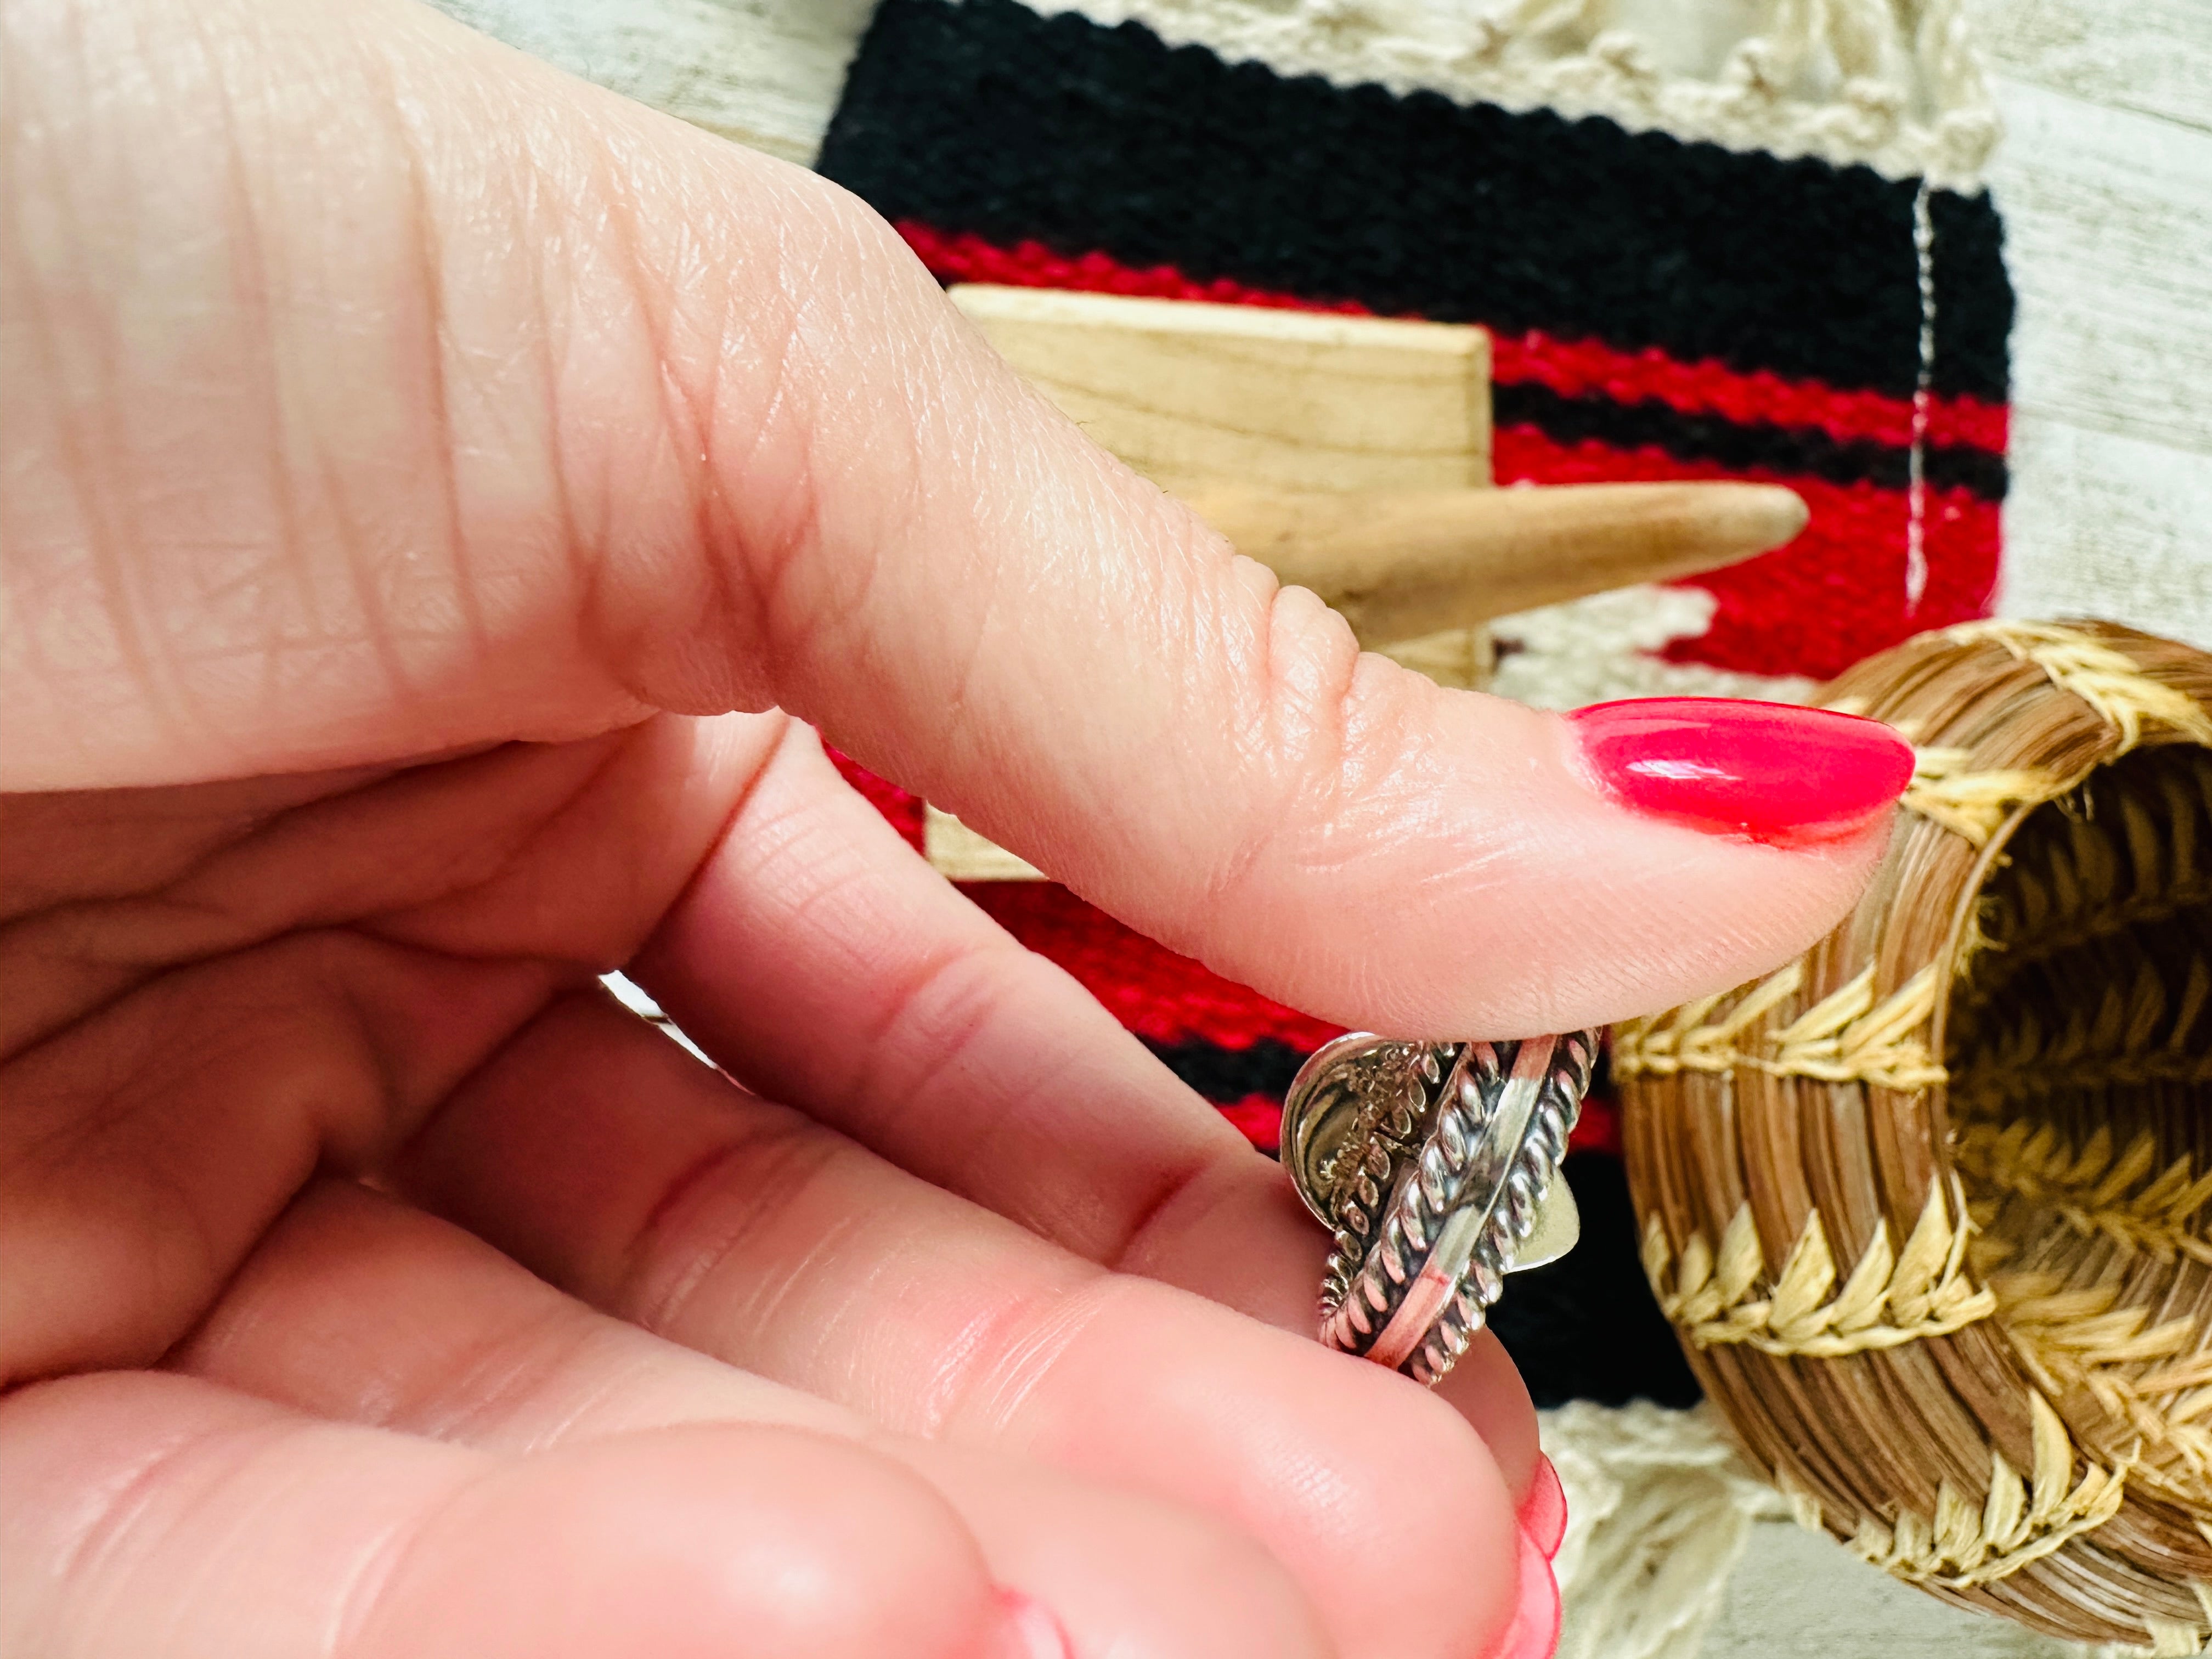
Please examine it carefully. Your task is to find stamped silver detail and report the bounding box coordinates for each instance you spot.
[1280,1030,1596,1387]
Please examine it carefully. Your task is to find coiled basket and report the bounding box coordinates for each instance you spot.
[1618,620,2212,1646]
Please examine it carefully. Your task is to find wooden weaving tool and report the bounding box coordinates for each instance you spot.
[926,285,1808,881]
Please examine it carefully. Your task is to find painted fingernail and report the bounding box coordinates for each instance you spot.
[1567,697,1914,843]
[1519,1453,1567,1560]
[989,1589,1072,1659]
[1492,1524,1562,1659]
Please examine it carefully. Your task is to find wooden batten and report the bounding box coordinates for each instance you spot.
[949,285,1491,497]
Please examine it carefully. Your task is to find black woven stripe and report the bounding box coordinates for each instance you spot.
[1489,1153,1700,1408]
[820,0,2013,402]
[1495,383,2010,500]
[1142,1035,1305,1103]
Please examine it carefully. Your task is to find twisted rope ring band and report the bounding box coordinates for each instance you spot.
[1282,1031,1597,1386]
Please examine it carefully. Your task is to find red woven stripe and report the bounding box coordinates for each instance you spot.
[827,746,925,850]
[904,221,1372,316]
[1489,332,2005,454]
[1492,426,2000,679]
[1217,1095,1285,1149]
[898,223,2007,461]
[1568,1095,1623,1158]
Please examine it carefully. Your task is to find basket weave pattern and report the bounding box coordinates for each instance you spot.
[1619,620,2212,1646]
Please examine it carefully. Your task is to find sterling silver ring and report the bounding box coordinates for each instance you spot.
[1279,1031,1596,1386]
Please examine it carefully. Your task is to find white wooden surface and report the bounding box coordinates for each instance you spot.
[430,0,872,162]
[1986,83,2211,459]
[1970,0,2212,136]
[1972,0,2212,647]
[1706,1521,2107,1659]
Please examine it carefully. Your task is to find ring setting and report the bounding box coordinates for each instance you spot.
[1280,1031,1597,1386]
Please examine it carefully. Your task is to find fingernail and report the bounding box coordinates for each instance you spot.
[1492,1525,1562,1659]
[1518,1454,1567,1560]
[1566,697,1914,843]
[989,1589,1071,1659]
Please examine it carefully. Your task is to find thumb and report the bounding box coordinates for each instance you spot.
[1,0,1909,1035]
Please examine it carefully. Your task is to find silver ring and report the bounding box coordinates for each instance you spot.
[1280,1031,1596,1386]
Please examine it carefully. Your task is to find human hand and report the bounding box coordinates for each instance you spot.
[0,2,1913,1654]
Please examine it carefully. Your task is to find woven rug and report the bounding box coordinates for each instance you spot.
[819,0,2012,687]
[811,0,2017,1415]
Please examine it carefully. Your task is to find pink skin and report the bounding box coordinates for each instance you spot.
[993,1594,1074,1659]
[2,0,1910,1653]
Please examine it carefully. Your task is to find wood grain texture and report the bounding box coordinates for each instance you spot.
[427,0,871,163]
[950,284,1492,496]
[1983,81,2212,457]
[1973,4,2212,652]
[1177,480,1808,644]
[922,806,1044,881]
[1702,1522,2091,1659]
[1969,0,2212,136]
[1995,417,2212,633]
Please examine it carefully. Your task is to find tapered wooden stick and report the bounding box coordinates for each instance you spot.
[1176,480,1809,646]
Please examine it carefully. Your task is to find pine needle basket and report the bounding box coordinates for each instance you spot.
[1618,620,2212,1647]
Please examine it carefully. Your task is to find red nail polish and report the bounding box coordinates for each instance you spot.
[1492,1524,1562,1659]
[1519,1454,1567,1560]
[1566,698,1914,843]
